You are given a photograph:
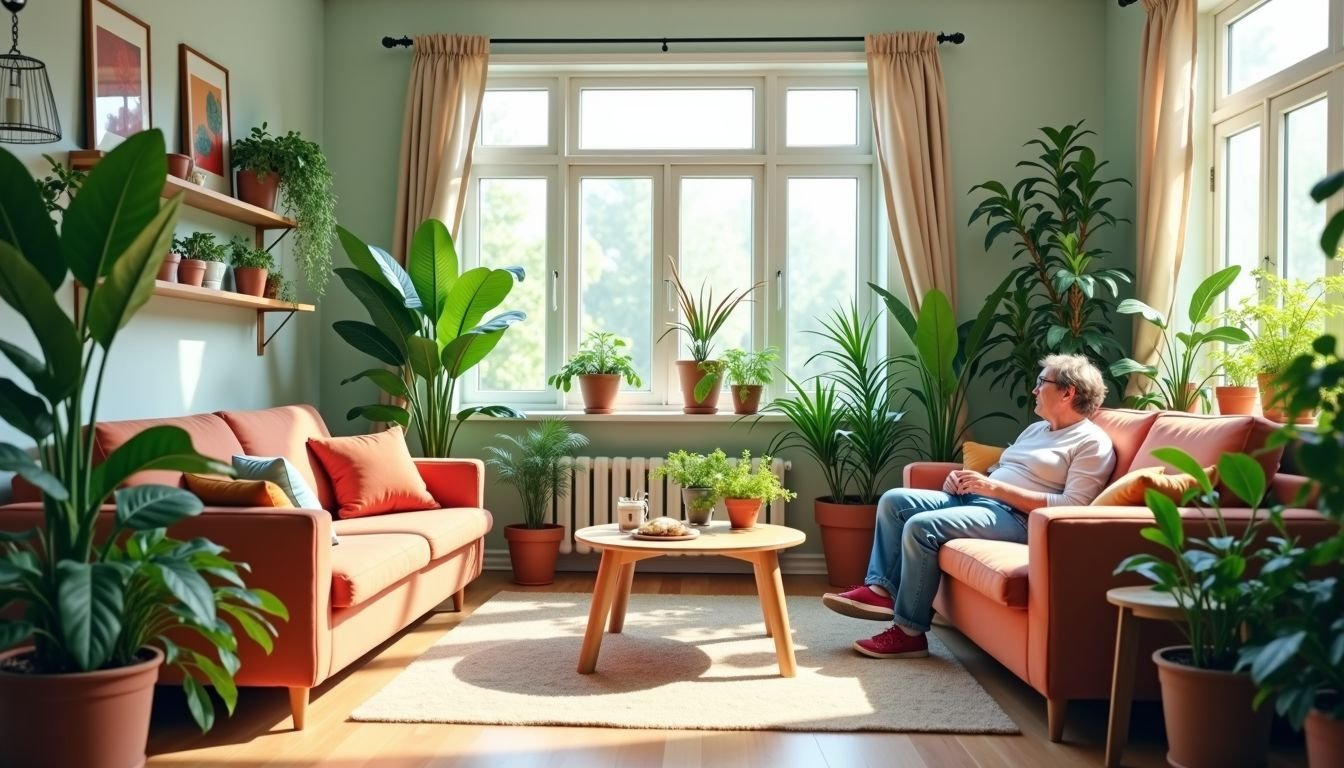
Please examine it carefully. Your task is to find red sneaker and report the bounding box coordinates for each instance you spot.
[854,626,929,659]
[822,585,894,621]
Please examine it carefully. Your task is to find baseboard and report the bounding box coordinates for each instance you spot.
[483,549,828,576]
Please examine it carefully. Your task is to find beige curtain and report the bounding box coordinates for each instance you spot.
[392,34,490,262]
[1129,0,1196,397]
[866,32,957,313]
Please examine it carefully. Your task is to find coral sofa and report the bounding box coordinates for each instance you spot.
[3,405,491,729]
[904,409,1333,741]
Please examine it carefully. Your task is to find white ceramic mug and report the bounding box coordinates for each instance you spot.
[617,494,649,532]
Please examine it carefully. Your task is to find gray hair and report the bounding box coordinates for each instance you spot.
[1040,354,1106,416]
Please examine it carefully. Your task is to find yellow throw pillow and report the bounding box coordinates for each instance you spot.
[1091,466,1219,507]
[962,442,1006,474]
[184,473,294,508]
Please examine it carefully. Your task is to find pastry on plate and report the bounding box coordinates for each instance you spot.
[636,516,693,537]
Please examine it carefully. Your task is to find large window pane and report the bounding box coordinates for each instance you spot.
[1224,126,1262,307]
[786,89,858,147]
[579,89,754,150]
[475,178,548,391]
[1281,97,1327,283]
[786,177,858,384]
[677,177,755,361]
[1228,0,1327,93]
[578,178,654,388]
[481,90,549,147]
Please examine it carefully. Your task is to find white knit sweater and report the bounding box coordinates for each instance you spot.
[987,419,1116,507]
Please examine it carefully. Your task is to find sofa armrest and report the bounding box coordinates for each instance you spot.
[903,462,961,491]
[415,458,485,508]
[1271,473,1319,507]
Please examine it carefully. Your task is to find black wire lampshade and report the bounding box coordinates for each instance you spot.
[0,0,61,144]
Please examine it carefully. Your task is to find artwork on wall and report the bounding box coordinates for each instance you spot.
[178,44,232,195]
[84,0,152,151]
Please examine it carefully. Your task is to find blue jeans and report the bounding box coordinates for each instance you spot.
[865,488,1027,634]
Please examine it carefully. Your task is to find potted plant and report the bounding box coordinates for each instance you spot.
[333,219,526,457]
[33,153,86,221]
[659,256,761,414]
[1114,448,1278,768]
[722,346,778,415]
[227,236,274,297]
[485,419,589,585]
[0,130,286,768]
[712,449,796,529]
[231,122,337,296]
[173,231,228,289]
[547,330,642,414]
[1109,265,1249,413]
[652,449,732,526]
[1213,345,1261,415]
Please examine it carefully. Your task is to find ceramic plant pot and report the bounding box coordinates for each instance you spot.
[724,498,762,529]
[578,374,620,414]
[682,487,715,525]
[166,153,194,179]
[731,384,763,415]
[236,168,281,212]
[1306,707,1344,768]
[1152,645,1272,768]
[157,252,181,282]
[1214,385,1259,416]
[202,261,227,290]
[233,266,268,297]
[675,360,719,414]
[177,258,207,287]
[814,497,877,587]
[503,523,564,586]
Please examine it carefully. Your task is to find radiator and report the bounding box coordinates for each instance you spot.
[553,456,790,554]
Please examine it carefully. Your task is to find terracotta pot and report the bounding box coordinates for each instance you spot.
[233,266,268,297]
[731,384,763,415]
[0,645,163,768]
[1152,646,1272,768]
[236,168,281,211]
[1258,372,1317,424]
[503,523,564,586]
[157,252,181,282]
[814,497,877,587]
[177,258,207,287]
[1307,707,1344,768]
[1214,385,1259,416]
[577,373,620,414]
[264,275,281,299]
[166,152,194,180]
[675,360,720,414]
[682,487,715,526]
[724,498,762,529]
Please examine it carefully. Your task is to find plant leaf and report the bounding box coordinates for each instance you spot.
[0,148,63,288]
[56,561,125,671]
[1188,265,1240,326]
[1217,452,1265,507]
[0,241,80,402]
[91,425,232,504]
[408,218,457,324]
[115,484,204,530]
[182,675,215,732]
[1149,447,1212,496]
[339,368,409,399]
[86,195,182,349]
[334,267,416,357]
[336,225,420,308]
[0,379,52,441]
[332,320,404,366]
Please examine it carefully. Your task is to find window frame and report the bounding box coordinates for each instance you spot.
[1214,0,1338,114]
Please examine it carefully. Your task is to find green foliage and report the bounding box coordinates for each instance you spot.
[652,449,732,491]
[484,419,588,529]
[0,130,285,732]
[547,330,642,392]
[969,122,1132,410]
[722,347,778,387]
[660,255,760,378]
[226,236,275,270]
[173,231,228,263]
[1110,265,1250,411]
[231,122,337,296]
[276,277,297,303]
[713,450,796,504]
[334,219,527,457]
[1215,346,1260,388]
[33,154,87,218]
[1225,268,1344,374]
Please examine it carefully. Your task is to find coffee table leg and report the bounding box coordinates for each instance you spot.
[1105,605,1138,767]
[608,561,637,633]
[578,549,623,674]
[752,562,774,638]
[753,551,796,677]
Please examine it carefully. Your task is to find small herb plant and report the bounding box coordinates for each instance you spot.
[276,277,297,303]
[484,419,589,529]
[173,232,228,263]
[722,347,778,387]
[1214,347,1259,388]
[547,330,642,392]
[652,449,732,490]
[714,450,797,503]
[1226,267,1344,374]
[34,154,86,217]
[227,236,275,270]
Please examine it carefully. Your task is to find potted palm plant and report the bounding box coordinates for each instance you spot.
[0,130,286,768]
[548,330,642,414]
[660,256,760,414]
[485,419,589,585]
[722,346,778,415]
[712,450,796,529]
[227,235,274,297]
[652,449,732,525]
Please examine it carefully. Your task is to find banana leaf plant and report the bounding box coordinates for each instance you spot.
[872,277,1012,462]
[334,219,526,457]
[0,129,286,732]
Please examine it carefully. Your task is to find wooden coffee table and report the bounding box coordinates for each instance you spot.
[573,522,806,677]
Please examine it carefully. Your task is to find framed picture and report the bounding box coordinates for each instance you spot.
[84,0,152,150]
[178,45,232,195]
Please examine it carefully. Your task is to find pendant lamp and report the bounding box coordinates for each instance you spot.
[0,0,60,144]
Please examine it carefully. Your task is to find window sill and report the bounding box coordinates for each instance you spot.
[499,409,791,423]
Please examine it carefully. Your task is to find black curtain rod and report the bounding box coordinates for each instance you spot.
[380,33,967,50]
[1118,0,1138,6]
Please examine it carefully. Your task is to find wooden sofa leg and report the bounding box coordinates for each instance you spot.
[289,686,310,730]
[1047,698,1068,742]
[454,587,466,611]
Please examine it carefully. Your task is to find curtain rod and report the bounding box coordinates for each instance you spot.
[380,33,967,50]
[1118,0,1138,5]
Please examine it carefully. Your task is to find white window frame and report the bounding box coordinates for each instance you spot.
[1214,0,1339,115]
[568,76,766,156]
[775,76,873,155]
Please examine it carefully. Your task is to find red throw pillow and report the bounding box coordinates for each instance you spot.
[307,427,438,518]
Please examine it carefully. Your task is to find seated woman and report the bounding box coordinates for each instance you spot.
[823,353,1116,658]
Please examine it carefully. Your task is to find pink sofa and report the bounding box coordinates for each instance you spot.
[3,405,491,729]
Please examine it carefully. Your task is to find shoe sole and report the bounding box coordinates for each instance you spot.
[822,593,895,621]
[853,641,929,659]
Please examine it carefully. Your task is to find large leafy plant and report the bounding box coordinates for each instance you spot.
[0,130,285,731]
[485,419,588,529]
[334,219,526,457]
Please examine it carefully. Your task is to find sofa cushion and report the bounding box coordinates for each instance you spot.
[1128,413,1284,505]
[962,442,1005,474]
[93,413,244,488]
[1091,465,1217,507]
[329,532,431,608]
[183,473,293,508]
[939,539,1029,608]
[308,427,438,519]
[217,405,336,512]
[332,508,491,560]
[1090,409,1161,480]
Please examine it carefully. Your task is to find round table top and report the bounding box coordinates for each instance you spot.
[574,522,805,554]
[1106,585,1186,621]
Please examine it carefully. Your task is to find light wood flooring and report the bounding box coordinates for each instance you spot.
[145,571,1308,767]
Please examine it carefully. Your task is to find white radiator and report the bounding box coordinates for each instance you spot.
[552,456,790,554]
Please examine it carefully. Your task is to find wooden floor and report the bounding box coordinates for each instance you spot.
[145,571,1308,767]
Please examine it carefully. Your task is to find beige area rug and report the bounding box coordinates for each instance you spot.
[350,592,1019,733]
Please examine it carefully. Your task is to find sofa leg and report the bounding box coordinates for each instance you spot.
[288,686,310,730]
[1047,698,1068,742]
[454,587,466,611]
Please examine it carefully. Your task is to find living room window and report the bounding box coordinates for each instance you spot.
[462,65,878,410]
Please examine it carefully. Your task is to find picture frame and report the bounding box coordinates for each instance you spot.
[178,45,232,195]
[84,0,152,151]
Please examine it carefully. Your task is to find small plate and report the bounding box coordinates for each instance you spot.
[630,529,700,542]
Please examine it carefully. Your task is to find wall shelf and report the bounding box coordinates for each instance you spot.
[146,280,314,356]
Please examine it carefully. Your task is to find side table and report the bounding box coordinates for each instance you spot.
[1104,585,1185,768]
